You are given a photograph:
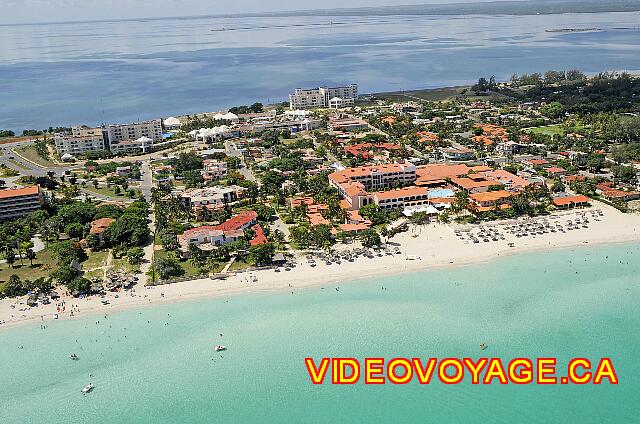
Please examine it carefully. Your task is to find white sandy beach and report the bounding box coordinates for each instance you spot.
[1,201,639,331]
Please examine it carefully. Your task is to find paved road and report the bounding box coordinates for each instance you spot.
[225,140,258,184]
[224,140,242,158]
[0,140,77,177]
[308,134,343,168]
[139,160,153,201]
[137,211,156,285]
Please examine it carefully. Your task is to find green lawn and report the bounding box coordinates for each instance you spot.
[84,269,105,280]
[110,256,140,274]
[0,247,57,283]
[83,250,109,270]
[14,146,59,168]
[83,185,132,200]
[227,260,252,272]
[525,125,566,137]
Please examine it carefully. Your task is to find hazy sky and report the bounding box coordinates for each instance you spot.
[3,0,502,24]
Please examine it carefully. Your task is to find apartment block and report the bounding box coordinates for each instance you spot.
[0,186,44,220]
[201,160,228,181]
[178,186,245,210]
[105,119,163,145]
[289,84,358,109]
[54,126,106,156]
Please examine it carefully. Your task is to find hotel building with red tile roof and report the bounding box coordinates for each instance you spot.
[89,218,116,239]
[450,175,501,193]
[374,186,431,210]
[178,211,258,254]
[469,190,514,213]
[329,162,417,210]
[248,223,268,246]
[596,182,640,202]
[552,195,590,209]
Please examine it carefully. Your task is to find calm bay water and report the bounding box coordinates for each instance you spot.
[1,243,639,423]
[1,12,640,131]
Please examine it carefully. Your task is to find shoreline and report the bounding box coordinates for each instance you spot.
[1,202,639,333]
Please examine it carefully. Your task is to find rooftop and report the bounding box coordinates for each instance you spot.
[0,185,40,200]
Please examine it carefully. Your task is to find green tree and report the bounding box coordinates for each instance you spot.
[32,277,52,293]
[250,204,276,221]
[103,214,150,247]
[359,204,387,225]
[249,102,264,113]
[65,222,85,239]
[26,248,36,266]
[52,265,79,286]
[5,249,16,269]
[188,243,205,268]
[248,243,275,266]
[5,275,26,297]
[260,171,285,195]
[126,247,145,265]
[540,102,564,119]
[67,277,91,293]
[156,256,184,280]
[611,164,637,183]
[360,229,381,248]
[587,154,605,173]
[551,180,565,193]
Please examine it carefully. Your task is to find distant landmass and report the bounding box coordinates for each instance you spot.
[231,0,640,18]
[8,0,640,27]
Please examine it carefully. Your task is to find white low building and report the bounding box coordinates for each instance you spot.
[164,117,182,130]
[329,97,354,109]
[192,126,239,142]
[213,112,239,123]
[285,110,311,119]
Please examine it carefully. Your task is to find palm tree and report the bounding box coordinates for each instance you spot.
[271,230,286,249]
[380,226,390,243]
[452,191,469,215]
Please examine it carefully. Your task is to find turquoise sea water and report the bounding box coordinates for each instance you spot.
[1,243,639,423]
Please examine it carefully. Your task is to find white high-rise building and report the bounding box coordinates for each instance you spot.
[289,84,358,109]
[105,119,163,145]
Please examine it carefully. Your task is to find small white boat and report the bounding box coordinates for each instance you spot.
[81,383,94,394]
[214,345,227,352]
[70,354,79,360]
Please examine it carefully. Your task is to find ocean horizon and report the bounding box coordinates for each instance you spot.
[1,242,638,423]
[2,10,640,132]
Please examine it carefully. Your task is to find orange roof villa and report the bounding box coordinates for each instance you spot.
[178,210,258,255]
[469,190,513,213]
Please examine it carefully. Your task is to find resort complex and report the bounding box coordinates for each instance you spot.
[4,0,640,420]
[1,70,640,331]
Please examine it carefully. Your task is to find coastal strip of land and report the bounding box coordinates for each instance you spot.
[1,201,637,332]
